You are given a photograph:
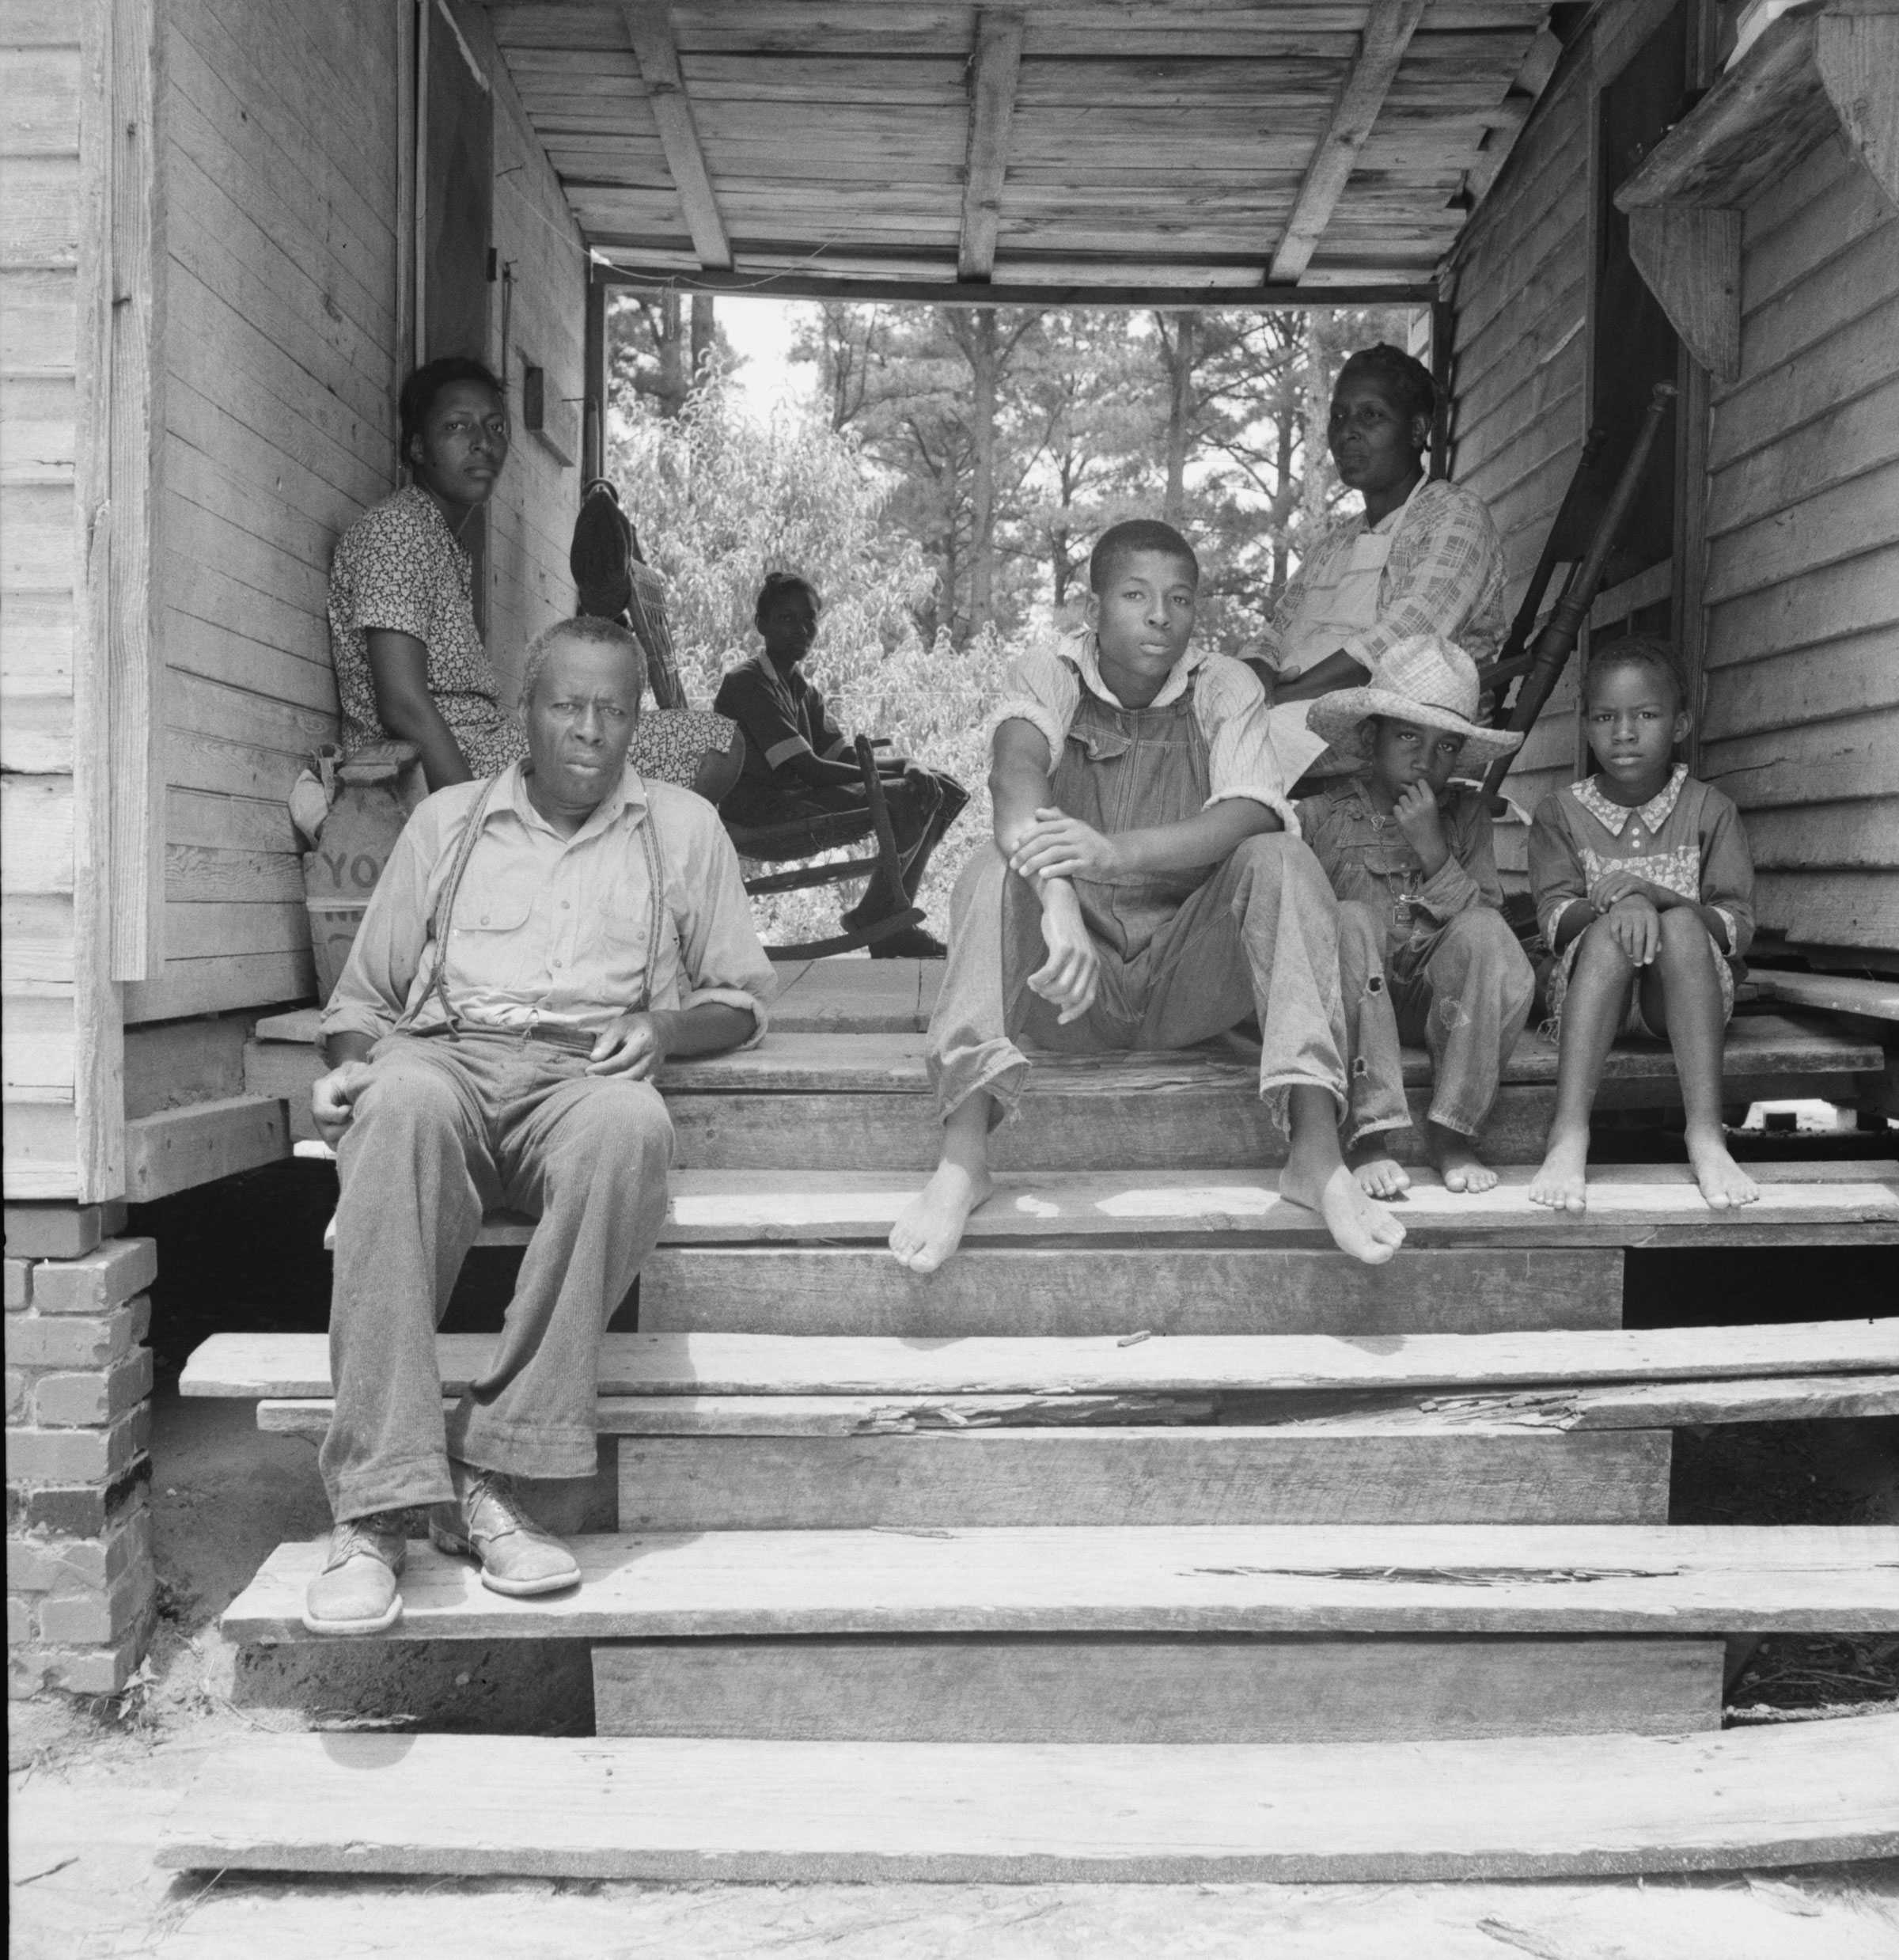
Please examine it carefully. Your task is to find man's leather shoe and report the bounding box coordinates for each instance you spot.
[430,1462,581,1598]
[302,1512,407,1634]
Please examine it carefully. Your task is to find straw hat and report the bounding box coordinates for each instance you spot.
[1304,632,1522,766]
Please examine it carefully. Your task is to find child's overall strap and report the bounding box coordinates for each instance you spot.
[393,772,502,1036]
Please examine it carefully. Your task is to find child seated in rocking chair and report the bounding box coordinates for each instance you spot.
[1297,634,1535,1196]
[713,572,968,958]
[1528,636,1758,1214]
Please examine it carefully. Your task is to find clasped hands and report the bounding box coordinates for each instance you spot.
[1586,870,1680,965]
[1007,810,1107,1026]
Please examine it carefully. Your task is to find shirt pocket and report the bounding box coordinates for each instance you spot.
[445,869,542,997]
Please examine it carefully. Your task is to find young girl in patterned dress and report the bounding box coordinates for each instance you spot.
[1528,637,1758,1214]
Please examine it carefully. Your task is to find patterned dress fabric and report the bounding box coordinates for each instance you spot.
[328,486,519,777]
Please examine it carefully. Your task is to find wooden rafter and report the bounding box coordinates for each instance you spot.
[1268,0,1431,284]
[620,2,731,271]
[957,9,1025,282]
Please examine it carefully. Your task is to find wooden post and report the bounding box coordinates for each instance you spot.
[583,275,608,484]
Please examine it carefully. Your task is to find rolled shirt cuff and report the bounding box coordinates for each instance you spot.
[683,984,769,1048]
[986,700,1068,764]
[762,734,813,770]
[1204,784,1301,840]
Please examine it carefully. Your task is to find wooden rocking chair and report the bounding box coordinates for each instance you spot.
[726,734,926,961]
[1477,379,1677,802]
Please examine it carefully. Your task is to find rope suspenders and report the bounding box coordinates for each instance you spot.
[393,772,677,1037]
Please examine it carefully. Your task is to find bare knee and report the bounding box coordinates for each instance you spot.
[1575,913,1636,975]
[1656,905,1712,961]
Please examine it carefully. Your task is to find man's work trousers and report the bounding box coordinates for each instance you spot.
[320,1029,672,1523]
[1336,900,1535,1148]
[927,832,1350,1139]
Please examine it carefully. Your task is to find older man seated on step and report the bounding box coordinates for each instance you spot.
[305,614,773,1636]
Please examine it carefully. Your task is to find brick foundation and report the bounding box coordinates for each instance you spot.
[5,1209,158,1699]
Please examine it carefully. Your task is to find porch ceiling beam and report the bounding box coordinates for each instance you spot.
[619,2,731,271]
[957,9,1025,282]
[1268,0,1431,284]
[592,264,1436,311]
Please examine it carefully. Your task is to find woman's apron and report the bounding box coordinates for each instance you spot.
[1267,491,1409,786]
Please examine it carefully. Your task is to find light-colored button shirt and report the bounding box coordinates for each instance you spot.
[321,760,775,1047]
[990,629,1298,832]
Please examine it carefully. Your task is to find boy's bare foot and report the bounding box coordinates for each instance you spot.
[1283,1160,1406,1265]
[1426,1122,1497,1195]
[1686,1127,1760,1209]
[889,1162,995,1273]
[1528,1126,1590,1211]
[1347,1147,1410,1200]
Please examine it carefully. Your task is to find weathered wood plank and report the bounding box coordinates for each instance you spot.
[957,9,1023,280]
[123,1014,250,1120]
[620,1,730,269]
[1708,550,1899,669]
[1704,460,1899,607]
[613,1428,1669,1530]
[177,1316,1899,1401]
[124,948,313,1026]
[1704,705,1899,810]
[1749,970,1899,1023]
[123,1093,287,1201]
[593,1635,1721,1745]
[252,1369,1899,1443]
[1270,0,1431,282]
[1753,869,1899,950]
[157,1712,1899,1882]
[220,1524,1899,1643]
[1702,630,1898,745]
[651,1163,1899,1248]
[640,1246,1624,1337]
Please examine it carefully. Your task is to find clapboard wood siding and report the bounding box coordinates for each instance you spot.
[129,0,404,1025]
[1,7,89,1195]
[1443,54,1592,881]
[1700,134,1899,953]
[453,0,589,704]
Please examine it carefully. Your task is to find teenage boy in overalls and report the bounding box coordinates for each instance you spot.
[889,521,1406,1275]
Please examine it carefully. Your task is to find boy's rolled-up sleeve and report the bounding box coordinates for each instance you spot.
[985,642,1077,762]
[1700,790,1755,958]
[1195,655,1298,835]
[1529,792,1588,946]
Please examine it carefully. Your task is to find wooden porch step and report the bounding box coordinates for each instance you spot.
[640,1246,1625,1336]
[604,1426,1670,1530]
[585,1635,1723,1746]
[156,1715,1899,1882]
[181,1317,1899,1402]
[222,1524,1899,1643]
[254,1370,1899,1442]
[248,1015,1885,1160]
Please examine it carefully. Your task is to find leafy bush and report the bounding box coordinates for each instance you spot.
[606,375,1006,943]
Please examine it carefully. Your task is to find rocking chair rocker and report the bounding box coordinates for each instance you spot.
[726,734,926,962]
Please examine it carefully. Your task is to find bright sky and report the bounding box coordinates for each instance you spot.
[716,297,815,419]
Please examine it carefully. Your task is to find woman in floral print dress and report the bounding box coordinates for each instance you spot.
[328,358,522,790]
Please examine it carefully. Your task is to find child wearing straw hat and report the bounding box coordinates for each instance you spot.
[1298,633,1534,1196]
